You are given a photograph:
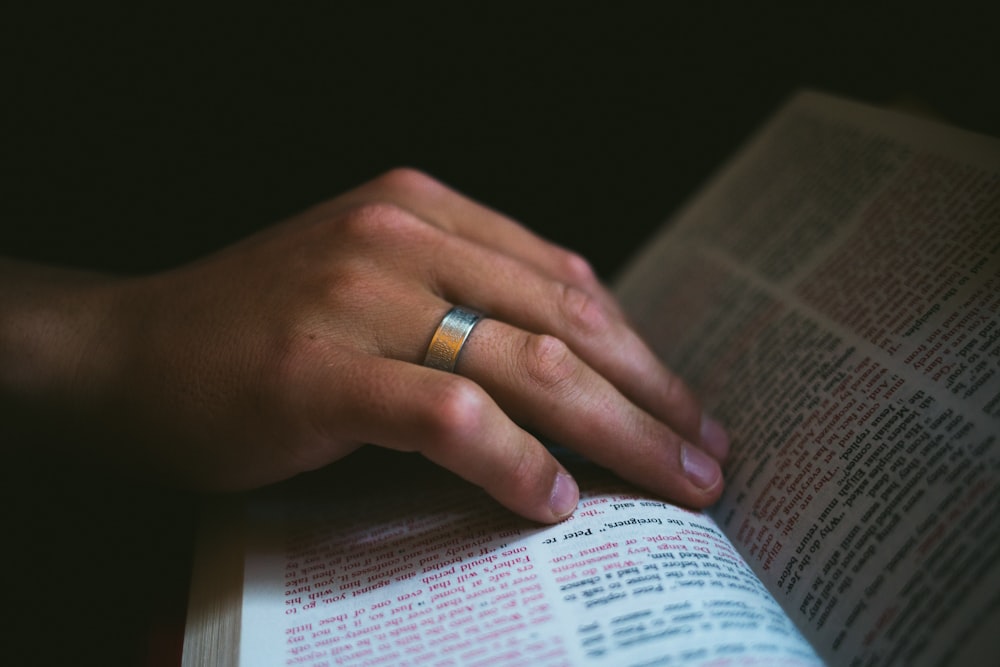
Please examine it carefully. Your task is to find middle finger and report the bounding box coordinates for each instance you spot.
[425,228,706,448]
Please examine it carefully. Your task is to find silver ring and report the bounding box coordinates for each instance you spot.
[423,306,483,372]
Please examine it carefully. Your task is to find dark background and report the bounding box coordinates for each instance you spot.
[2,4,998,665]
[3,4,999,279]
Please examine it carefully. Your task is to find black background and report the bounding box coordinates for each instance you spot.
[2,4,998,665]
[3,4,999,279]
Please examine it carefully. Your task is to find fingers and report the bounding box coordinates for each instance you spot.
[306,189,706,448]
[289,170,729,513]
[321,168,624,317]
[309,353,579,523]
[455,319,724,508]
[424,228,707,447]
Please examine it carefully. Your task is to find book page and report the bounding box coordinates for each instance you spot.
[616,91,1000,666]
[238,450,821,666]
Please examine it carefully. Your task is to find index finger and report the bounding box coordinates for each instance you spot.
[457,319,724,509]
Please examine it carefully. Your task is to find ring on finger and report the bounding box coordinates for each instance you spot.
[423,306,484,373]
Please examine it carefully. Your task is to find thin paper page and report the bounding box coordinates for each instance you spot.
[616,91,1000,666]
[238,456,821,666]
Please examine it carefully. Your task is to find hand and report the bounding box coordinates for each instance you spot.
[1,169,728,523]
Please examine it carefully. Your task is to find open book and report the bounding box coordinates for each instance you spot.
[182,92,1000,667]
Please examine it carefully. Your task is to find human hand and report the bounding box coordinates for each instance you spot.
[2,169,728,523]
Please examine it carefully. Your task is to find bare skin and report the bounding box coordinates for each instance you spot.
[0,168,728,523]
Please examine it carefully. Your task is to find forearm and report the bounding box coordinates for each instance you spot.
[0,257,123,432]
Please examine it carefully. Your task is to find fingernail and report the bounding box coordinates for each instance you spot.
[549,471,579,518]
[700,415,731,462]
[682,443,722,490]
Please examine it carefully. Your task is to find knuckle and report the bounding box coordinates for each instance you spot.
[371,167,442,197]
[522,333,578,393]
[559,283,611,336]
[424,377,489,443]
[662,371,693,412]
[335,201,424,244]
[504,443,542,498]
[557,249,598,285]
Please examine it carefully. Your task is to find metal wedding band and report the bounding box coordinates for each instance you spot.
[423,306,483,372]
